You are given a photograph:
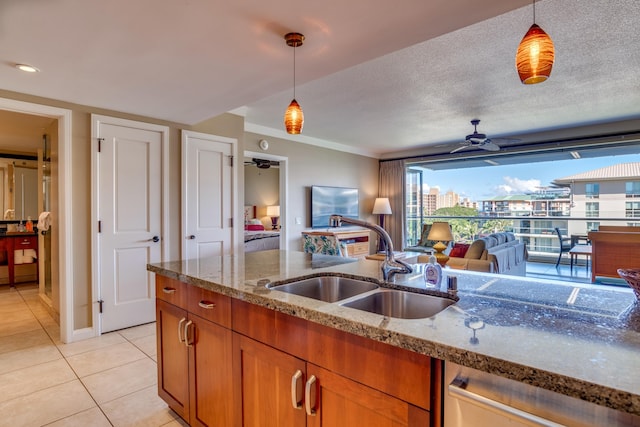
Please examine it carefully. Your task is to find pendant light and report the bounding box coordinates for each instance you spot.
[284,32,304,134]
[515,0,554,84]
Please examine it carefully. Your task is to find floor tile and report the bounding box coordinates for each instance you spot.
[0,358,76,403]
[131,333,158,359]
[0,380,96,427]
[100,385,176,427]
[0,327,52,355]
[119,322,156,341]
[82,357,157,404]
[0,342,62,375]
[57,329,126,358]
[44,407,112,427]
[66,341,147,377]
[0,315,42,338]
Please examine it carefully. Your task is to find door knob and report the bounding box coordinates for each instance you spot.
[150,236,160,242]
[187,235,196,240]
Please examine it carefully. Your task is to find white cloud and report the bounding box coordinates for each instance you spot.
[495,176,541,195]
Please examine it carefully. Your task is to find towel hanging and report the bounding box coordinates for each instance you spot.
[38,211,51,232]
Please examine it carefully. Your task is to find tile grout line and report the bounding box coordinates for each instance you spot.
[13,283,117,427]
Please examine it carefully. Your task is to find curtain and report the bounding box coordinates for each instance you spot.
[378,159,406,251]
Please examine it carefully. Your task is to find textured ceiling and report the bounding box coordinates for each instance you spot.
[0,0,638,159]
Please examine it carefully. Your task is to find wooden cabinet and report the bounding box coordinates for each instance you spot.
[155,276,233,426]
[156,277,441,427]
[232,299,435,427]
[233,333,306,427]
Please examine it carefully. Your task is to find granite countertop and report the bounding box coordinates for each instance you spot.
[148,250,640,417]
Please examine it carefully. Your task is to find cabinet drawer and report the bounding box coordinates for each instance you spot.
[347,241,369,256]
[188,286,231,328]
[15,236,37,249]
[156,276,188,308]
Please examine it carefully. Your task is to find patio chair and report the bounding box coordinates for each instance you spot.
[554,227,572,268]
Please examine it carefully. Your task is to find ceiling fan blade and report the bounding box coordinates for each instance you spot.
[480,141,500,151]
[450,144,471,154]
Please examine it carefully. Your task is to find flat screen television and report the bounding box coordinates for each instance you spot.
[311,185,359,228]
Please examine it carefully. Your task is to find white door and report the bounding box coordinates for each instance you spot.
[182,130,235,260]
[94,116,168,333]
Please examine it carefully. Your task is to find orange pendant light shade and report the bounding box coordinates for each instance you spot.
[516,23,555,84]
[283,32,305,134]
[284,99,304,134]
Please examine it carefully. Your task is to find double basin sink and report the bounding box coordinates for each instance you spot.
[267,275,454,319]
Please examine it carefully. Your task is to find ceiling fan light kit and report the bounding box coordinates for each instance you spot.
[284,32,305,134]
[516,0,555,84]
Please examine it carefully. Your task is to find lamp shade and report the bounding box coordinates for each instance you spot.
[372,198,392,215]
[427,222,453,242]
[284,99,304,134]
[516,23,554,84]
[266,205,280,217]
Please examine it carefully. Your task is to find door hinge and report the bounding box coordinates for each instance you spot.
[98,299,104,313]
[229,155,234,167]
[97,137,104,152]
[98,220,102,233]
[229,218,233,228]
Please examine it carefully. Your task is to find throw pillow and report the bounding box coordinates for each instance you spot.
[449,243,470,258]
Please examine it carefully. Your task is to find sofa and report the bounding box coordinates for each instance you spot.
[445,232,528,276]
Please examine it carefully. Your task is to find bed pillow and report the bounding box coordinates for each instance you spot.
[245,224,265,231]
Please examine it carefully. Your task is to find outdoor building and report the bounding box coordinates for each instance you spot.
[552,162,640,236]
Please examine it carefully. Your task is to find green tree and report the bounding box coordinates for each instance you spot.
[431,205,479,242]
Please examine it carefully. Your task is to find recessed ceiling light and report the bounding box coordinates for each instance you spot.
[570,151,581,159]
[15,64,40,73]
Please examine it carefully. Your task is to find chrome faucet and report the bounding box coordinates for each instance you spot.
[329,215,413,281]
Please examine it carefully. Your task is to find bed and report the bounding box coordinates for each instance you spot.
[244,205,280,253]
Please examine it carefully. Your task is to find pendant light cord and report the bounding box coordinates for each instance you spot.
[533,0,536,24]
[293,44,296,99]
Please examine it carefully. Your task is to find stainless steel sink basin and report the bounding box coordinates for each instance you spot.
[268,276,379,303]
[341,290,454,319]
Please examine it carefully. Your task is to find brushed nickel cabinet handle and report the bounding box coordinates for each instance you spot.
[177,317,186,343]
[291,370,303,410]
[198,301,216,309]
[162,287,176,294]
[305,375,317,416]
[184,320,194,347]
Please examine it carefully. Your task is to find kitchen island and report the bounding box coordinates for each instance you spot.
[148,249,640,424]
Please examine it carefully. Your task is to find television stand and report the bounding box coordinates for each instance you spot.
[302,230,371,258]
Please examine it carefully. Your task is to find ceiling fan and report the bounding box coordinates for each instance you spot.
[450,119,518,154]
[244,158,279,169]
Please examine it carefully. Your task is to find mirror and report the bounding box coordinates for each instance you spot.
[0,157,39,221]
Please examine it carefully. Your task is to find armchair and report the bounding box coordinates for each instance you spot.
[302,233,347,257]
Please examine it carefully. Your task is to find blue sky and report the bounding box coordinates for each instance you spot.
[423,153,639,201]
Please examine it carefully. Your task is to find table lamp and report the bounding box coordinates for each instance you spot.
[372,198,392,252]
[427,221,453,266]
[266,205,280,230]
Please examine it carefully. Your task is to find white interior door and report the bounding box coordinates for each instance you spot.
[182,130,235,260]
[94,115,168,333]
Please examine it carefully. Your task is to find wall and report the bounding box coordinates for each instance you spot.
[0,89,379,332]
[244,132,380,251]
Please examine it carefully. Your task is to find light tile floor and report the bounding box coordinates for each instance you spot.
[0,283,188,427]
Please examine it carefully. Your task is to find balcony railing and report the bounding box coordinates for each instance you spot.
[406,214,640,263]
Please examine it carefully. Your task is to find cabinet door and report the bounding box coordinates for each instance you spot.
[306,364,430,427]
[233,333,306,427]
[189,313,233,427]
[156,299,189,420]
